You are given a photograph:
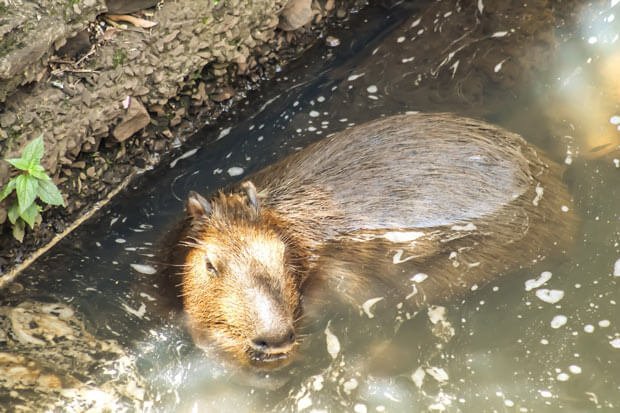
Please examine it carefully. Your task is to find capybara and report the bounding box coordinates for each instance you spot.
[169,113,576,370]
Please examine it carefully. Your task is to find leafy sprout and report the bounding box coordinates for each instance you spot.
[0,136,65,242]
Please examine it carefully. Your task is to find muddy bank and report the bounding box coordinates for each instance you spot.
[0,0,365,273]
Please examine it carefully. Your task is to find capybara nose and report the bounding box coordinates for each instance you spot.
[249,328,296,354]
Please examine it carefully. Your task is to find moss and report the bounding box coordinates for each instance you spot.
[0,33,19,59]
[189,70,202,81]
[4,129,21,153]
[112,48,127,68]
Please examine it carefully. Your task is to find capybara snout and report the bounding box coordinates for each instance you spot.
[180,188,302,368]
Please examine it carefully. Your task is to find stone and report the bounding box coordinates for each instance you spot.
[211,87,235,102]
[325,36,340,47]
[112,97,150,142]
[0,112,16,128]
[279,0,313,31]
[105,0,159,14]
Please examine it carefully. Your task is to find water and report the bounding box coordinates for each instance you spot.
[1,0,619,411]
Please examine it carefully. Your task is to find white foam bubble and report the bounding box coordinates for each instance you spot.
[227,167,244,176]
[353,404,367,413]
[569,365,582,374]
[525,271,552,291]
[121,302,146,319]
[426,366,449,383]
[347,73,365,81]
[550,315,568,329]
[324,322,340,359]
[343,378,359,395]
[362,297,384,319]
[383,231,425,242]
[535,289,564,304]
[217,127,231,140]
[598,319,610,328]
[411,273,428,283]
[130,264,157,275]
[539,389,553,398]
[411,367,425,388]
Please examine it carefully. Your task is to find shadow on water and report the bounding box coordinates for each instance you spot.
[1,0,619,411]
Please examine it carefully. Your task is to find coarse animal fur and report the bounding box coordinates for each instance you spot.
[167,113,577,370]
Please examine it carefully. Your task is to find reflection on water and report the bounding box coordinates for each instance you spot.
[1,0,620,412]
[548,3,620,159]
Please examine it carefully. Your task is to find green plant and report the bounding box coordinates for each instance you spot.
[0,136,65,242]
[112,48,127,68]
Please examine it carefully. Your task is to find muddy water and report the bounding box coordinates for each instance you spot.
[2,0,620,412]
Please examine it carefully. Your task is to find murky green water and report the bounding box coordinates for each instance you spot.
[2,1,619,412]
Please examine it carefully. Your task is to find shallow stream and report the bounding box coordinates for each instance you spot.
[1,1,619,412]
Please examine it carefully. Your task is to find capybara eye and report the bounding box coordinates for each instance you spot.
[205,260,218,275]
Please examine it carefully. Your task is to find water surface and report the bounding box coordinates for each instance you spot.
[1,1,619,412]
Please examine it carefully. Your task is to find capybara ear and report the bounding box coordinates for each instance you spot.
[186,191,212,219]
[241,181,259,212]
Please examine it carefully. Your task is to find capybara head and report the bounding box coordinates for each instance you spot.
[179,182,302,370]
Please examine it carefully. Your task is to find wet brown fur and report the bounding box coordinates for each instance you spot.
[170,113,577,369]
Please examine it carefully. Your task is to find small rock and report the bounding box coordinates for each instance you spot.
[0,112,17,128]
[112,97,150,142]
[324,0,335,11]
[211,87,235,102]
[170,113,182,127]
[279,0,313,31]
[325,36,340,47]
[105,0,159,14]
[86,167,96,178]
[7,282,24,294]
[336,8,347,19]
[71,161,86,169]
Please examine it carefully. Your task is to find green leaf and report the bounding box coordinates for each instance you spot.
[12,219,25,243]
[15,174,38,213]
[8,202,19,225]
[7,158,30,171]
[29,165,50,181]
[19,202,39,229]
[0,178,16,201]
[22,136,45,165]
[37,179,65,206]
